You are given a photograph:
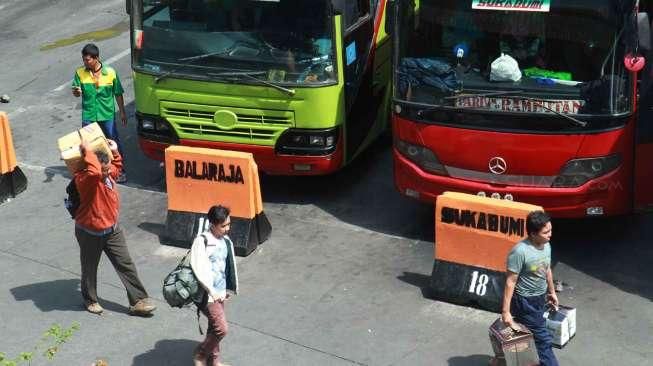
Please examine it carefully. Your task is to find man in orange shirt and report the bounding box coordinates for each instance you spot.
[74,139,155,316]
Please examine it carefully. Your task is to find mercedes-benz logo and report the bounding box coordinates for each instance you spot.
[488,157,507,175]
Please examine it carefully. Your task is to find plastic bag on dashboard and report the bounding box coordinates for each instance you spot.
[490,53,522,82]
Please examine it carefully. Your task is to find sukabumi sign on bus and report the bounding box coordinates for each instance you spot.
[455,96,584,114]
[472,0,550,12]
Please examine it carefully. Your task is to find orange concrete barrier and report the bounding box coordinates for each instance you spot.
[430,192,542,312]
[0,112,27,203]
[164,146,271,256]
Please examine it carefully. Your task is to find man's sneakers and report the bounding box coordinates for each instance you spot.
[116,172,127,183]
[128,298,156,316]
[85,299,156,316]
[85,302,104,315]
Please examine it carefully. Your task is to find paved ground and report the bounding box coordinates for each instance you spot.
[1,1,652,365]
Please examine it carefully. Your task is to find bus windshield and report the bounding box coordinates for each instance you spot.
[394,0,633,119]
[134,0,336,85]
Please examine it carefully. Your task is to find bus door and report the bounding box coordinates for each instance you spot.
[335,0,377,159]
[634,13,653,211]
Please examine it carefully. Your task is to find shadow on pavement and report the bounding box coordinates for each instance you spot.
[261,136,435,241]
[132,339,198,366]
[447,354,493,366]
[10,278,129,314]
[119,101,166,191]
[397,271,433,299]
[553,214,653,302]
[42,165,71,181]
[138,222,166,238]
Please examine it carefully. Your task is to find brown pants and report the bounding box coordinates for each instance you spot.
[198,301,228,366]
[75,226,148,306]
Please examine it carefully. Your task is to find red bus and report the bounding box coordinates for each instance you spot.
[390,0,653,217]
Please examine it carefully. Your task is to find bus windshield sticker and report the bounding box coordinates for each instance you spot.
[455,96,584,114]
[472,0,551,12]
[346,42,357,66]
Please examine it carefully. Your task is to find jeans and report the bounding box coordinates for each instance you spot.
[511,293,559,366]
[82,119,124,159]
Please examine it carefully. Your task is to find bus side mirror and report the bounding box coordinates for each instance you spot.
[638,12,651,52]
[385,0,396,35]
[126,0,131,15]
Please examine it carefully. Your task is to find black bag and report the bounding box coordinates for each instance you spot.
[64,180,80,219]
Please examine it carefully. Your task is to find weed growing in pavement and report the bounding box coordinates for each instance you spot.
[0,322,80,366]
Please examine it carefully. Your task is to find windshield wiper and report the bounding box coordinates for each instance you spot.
[443,90,523,100]
[209,71,296,96]
[416,90,523,115]
[178,50,232,62]
[153,48,233,83]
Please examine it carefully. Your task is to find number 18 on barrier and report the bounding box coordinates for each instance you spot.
[430,192,542,313]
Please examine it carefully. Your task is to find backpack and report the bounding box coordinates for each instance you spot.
[162,234,207,308]
[64,180,80,219]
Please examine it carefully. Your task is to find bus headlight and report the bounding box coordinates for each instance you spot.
[276,128,339,156]
[551,154,621,188]
[136,112,178,143]
[395,139,448,175]
[309,135,325,146]
[141,119,155,131]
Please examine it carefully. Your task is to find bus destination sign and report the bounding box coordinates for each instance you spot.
[455,96,584,114]
[472,0,551,12]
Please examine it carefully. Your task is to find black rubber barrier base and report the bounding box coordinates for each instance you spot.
[430,259,506,313]
[163,210,272,256]
[0,166,27,204]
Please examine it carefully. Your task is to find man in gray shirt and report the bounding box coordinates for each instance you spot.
[501,210,559,366]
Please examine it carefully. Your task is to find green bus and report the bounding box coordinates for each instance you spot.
[127,0,395,174]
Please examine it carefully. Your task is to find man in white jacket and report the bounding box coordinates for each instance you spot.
[190,205,238,366]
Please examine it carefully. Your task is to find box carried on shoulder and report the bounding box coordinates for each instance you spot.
[488,318,539,366]
[58,123,112,174]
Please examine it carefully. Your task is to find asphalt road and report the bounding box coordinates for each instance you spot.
[1,1,652,365]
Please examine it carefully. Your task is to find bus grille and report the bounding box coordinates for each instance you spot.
[176,123,276,140]
[161,102,294,144]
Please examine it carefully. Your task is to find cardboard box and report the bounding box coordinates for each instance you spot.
[558,305,577,337]
[544,305,576,348]
[58,123,112,174]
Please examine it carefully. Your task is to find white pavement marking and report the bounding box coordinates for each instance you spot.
[18,162,418,243]
[52,48,131,92]
[7,106,28,118]
[18,162,164,195]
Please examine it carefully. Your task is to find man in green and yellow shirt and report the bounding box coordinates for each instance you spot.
[72,43,128,183]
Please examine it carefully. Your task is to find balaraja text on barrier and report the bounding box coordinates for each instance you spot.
[174,160,245,184]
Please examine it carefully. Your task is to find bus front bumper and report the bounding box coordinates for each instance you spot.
[139,138,344,175]
[393,149,630,218]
